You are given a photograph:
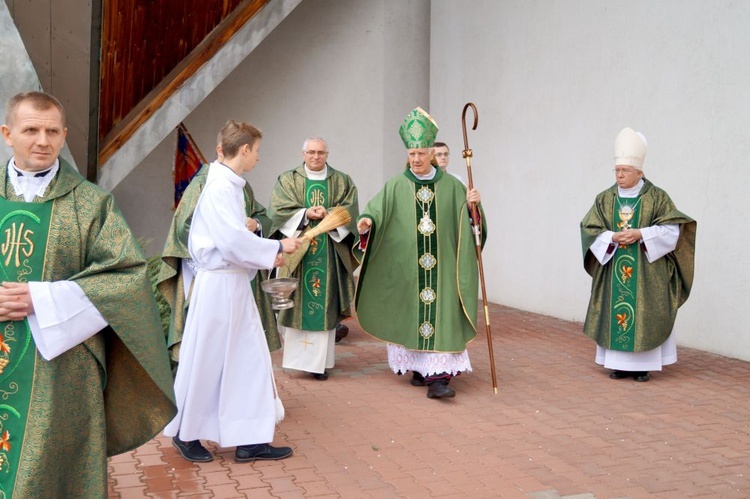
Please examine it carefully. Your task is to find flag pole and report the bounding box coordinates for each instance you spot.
[461,102,498,394]
[178,122,208,164]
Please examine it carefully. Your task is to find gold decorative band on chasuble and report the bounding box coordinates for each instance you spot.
[0,198,53,495]
[414,183,438,349]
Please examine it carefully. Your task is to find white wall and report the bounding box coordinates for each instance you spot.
[113,133,175,256]
[117,0,430,254]
[430,0,750,360]
[117,0,750,362]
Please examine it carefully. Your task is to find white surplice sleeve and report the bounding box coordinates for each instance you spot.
[329,225,350,243]
[27,281,108,361]
[640,224,679,262]
[278,209,307,238]
[589,224,680,266]
[278,208,349,242]
[590,231,617,265]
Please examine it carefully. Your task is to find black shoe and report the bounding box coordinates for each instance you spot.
[426,380,455,399]
[633,371,651,382]
[172,436,213,462]
[410,371,426,386]
[312,370,329,380]
[235,443,293,462]
[609,370,631,379]
[335,323,349,343]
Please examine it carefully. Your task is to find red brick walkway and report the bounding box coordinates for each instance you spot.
[109,304,750,498]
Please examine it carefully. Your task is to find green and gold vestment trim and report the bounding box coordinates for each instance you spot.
[0,198,52,495]
[415,184,437,350]
[608,196,641,351]
[301,179,328,331]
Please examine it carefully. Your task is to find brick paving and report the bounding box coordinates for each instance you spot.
[108,303,750,498]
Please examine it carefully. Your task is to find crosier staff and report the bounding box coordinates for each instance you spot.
[461,102,498,394]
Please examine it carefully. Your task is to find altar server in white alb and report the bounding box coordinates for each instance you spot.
[164,120,301,463]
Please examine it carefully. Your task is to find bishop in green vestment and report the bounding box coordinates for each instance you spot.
[0,92,176,497]
[355,108,487,399]
[580,128,696,382]
[268,137,358,380]
[156,161,280,374]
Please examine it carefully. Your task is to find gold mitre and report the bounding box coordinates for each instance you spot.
[399,107,439,149]
[614,127,647,169]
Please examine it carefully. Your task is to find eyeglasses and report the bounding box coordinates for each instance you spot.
[305,150,328,156]
[613,168,637,175]
[435,153,450,158]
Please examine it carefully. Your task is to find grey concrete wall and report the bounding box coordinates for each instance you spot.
[0,1,39,161]
[429,0,750,361]
[117,0,430,256]
[4,0,92,170]
[0,0,76,167]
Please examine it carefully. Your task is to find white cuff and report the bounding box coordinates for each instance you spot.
[279,209,307,238]
[590,231,616,265]
[28,281,109,361]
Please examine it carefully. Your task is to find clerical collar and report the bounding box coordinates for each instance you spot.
[411,166,437,181]
[304,164,327,180]
[13,166,53,177]
[618,179,644,198]
[7,157,60,178]
[7,158,60,202]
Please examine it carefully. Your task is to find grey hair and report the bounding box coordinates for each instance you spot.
[302,137,328,151]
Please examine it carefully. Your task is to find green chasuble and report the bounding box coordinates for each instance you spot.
[156,163,280,371]
[355,168,487,353]
[580,178,696,352]
[268,164,358,331]
[0,158,176,498]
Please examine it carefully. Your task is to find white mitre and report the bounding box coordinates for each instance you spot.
[614,127,647,170]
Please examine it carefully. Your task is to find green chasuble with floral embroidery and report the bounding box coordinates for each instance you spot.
[580,178,696,352]
[156,163,280,372]
[268,165,358,331]
[0,158,176,498]
[355,168,486,353]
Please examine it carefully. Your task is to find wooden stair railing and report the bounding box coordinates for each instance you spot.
[97,0,270,169]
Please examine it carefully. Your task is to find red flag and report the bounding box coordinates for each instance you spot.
[174,123,205,208]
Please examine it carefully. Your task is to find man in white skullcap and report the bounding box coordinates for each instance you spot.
[580,128,696,382]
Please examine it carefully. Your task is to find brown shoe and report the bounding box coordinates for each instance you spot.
[410,371,426,386]
[426,380,455,399]
[335,323,349,342]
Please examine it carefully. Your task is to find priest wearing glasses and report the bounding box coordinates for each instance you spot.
[580,127,696,382]
[268,137,359,381]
